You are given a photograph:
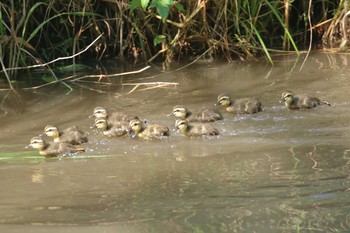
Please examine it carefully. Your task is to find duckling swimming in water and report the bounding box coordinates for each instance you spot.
[91,107,136,123]
[280,91,331,109]
[174,119,219,137]
[168,105,223,122]
[94,117,130,137]
[216,93,262,114]
[43,125,88,145]
[129,118,169,140]
[26,136,84,157]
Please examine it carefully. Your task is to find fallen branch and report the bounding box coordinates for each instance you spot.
[1,34,103,72]
[126,82,179,94]
[71,65,151,81]
[21,75,77,90]
[21,65,151,90]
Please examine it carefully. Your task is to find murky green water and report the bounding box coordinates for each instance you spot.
[1,53,350,232]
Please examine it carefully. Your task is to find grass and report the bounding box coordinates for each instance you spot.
[0,0,346,89]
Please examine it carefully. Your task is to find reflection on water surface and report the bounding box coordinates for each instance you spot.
[1,53,350,232]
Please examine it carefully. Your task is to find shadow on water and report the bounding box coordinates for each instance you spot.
[1,53,350,232]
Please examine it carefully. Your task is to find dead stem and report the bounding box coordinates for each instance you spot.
[1,35,103,73]
[299,0,313,71]
[21,75,78,90]
[21,65,151,90]
[120,47,215,83]
[126,82,179,94]
[71,65,151,81]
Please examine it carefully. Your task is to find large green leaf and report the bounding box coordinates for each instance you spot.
[174,3,184,12]
[153,34,166,45]
[150,0,174,22]
[130,0,150,11]
[130,0,141,11]
[141,0,150,11]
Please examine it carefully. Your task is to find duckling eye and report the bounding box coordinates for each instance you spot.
[219,97,227,103]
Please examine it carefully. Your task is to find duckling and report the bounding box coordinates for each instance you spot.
[174,119,219,137]
[91,107,136,123]
[216,94,262,114]
[43,125,88,145]
[94,117,129,137]
[26,136,84,157]
[280,91,331,109]
[168,105,223,122]
[129,118,169,139]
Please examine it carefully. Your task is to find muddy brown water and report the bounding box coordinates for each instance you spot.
[1,53,350,232]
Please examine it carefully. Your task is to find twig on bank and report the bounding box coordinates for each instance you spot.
[72,82,108,93]
[1,35,103,72]
[126,82,178,94]
[21,75,78,90]
[71,65,151,81]
[21,65,151,90]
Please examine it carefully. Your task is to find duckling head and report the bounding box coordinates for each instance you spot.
[129,119,143,137]
[216,94,231,107]
[43,125,60,139]
[91,107,108,118]
[94,118,108,131]
[168,105,190,119]
[174,119,189,133]
[26,136,46,151]
[280,91,294,108]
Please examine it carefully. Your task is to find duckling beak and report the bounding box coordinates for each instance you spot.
[167,112,174,117]
[173,126,179,132]
[128,128,136,138]
[25,144,32,149]
[88,113,95,118]
[279,98,285,103]
[215,102,220,106]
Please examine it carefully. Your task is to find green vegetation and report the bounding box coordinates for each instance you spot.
[0,0,348,88]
